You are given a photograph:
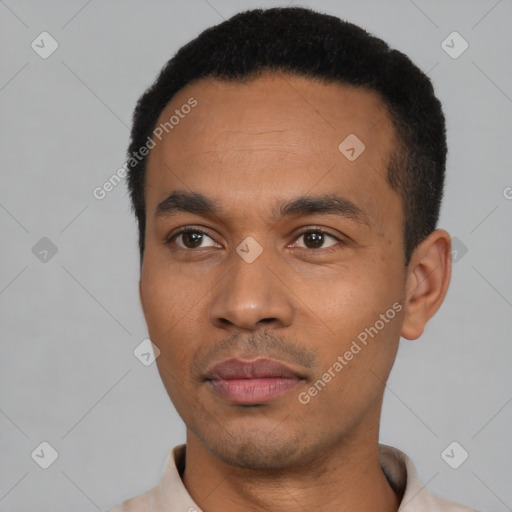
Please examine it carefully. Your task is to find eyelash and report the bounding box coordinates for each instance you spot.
[165,226,344,253]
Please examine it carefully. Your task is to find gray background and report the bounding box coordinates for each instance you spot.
[0,0,511,510]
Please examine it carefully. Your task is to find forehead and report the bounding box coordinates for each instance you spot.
[153,73,392,151]
[144,73,399,226]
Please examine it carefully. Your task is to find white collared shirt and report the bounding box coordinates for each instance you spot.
[107,444,477,511]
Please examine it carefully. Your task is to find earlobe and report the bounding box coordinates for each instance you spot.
[401,229,452,340]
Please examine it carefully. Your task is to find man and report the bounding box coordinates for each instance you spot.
[109,7,475,511]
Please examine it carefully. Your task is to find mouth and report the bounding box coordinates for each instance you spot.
[204,357,306,405]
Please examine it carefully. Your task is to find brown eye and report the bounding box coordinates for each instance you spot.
[181,231,204,248]
[294,230,340,250]
[303,232,324,249]
[168,229,218,250]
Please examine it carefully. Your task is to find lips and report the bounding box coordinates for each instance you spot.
[205,358,303,380]
[205,358,305,404]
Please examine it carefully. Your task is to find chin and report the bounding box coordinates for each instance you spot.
[197,423,306,470]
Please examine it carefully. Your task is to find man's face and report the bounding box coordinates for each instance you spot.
[140,73,408,469]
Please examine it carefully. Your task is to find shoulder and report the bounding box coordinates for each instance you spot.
[105,444,190,512]
[105,485,157,512]
[379,444,477,512]
[415,490,478,512]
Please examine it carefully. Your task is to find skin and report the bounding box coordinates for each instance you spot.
[139,72,452,512]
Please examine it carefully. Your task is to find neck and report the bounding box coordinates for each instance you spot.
[182,423,400,512]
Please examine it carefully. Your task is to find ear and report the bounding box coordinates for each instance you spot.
[401,229,452,340]
[139,279,147,320]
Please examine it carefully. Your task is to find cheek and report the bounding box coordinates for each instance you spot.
[140,250,219,371]
[307,259,400,329]
[306,298,403,419]
[305,255,404,379]
[141,250,201,333]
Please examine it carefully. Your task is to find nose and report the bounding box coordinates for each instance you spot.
[208,247,295,331]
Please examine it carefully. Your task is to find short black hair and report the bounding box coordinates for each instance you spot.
[127,7,446,266]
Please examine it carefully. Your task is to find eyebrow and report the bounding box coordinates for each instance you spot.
[155,190,370,226]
